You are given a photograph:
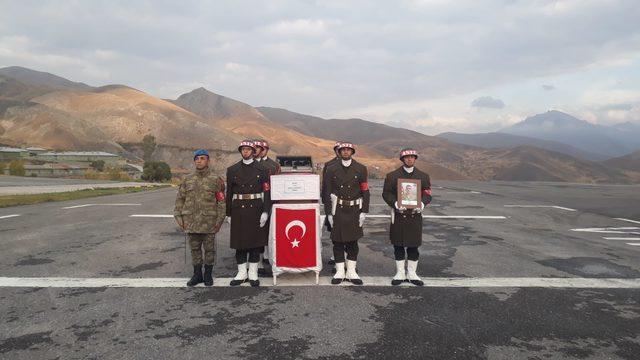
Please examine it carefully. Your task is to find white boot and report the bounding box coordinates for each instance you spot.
[391,260,406,286]
[346,259,363,285]
[230,263,248,286]
[248,262,260,287]
[331,262,345,284]
[407,260,424,286]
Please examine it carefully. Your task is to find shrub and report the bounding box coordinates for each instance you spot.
[142,161,172,182]
[90,160,105,172]
[8,160,25,176]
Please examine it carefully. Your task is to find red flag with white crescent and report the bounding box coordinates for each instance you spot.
[274,207,317,267]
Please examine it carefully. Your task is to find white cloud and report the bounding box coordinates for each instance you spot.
[267,19,328,37]
[1,1,639,133]
[471,96,505,109]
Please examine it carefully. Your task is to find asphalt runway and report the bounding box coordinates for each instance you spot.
[1,180,639,359]
[0,176,158,195]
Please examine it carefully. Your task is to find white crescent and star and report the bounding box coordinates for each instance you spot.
[285,220,306,248]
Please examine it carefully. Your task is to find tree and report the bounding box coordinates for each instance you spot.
[142,134,156,161]
[8,160,25,176]
[90,160,105,172]
[142,161,172,182]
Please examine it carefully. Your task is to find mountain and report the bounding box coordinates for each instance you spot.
[607,122,640,153]
[256,107,634,182]
[0,74,60,102]
[487,146,628,182]
[31,85,242,150]
[603,150,640,173]
[0,66,92,91]
[0,101,123,152]
[501,110,631,157]
[173,88,355,159]
[257,106,450,146]
[1,66,636,183]
[436,131,608,161]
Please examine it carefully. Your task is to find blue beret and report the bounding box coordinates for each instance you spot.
[193,149,209,159]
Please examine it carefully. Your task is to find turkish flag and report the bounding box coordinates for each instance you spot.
[274,207,317,268]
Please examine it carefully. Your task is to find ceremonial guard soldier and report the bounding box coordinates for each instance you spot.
[258,140,281,176]
[255,139,281,275]
[174,149,226,287]
[322,142,370,285]
[382,148,432,286]
[321,142,341,233]
[226,140,272,287]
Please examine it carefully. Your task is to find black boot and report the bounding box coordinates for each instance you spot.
[187,265,204,287]
[203,265,213,286]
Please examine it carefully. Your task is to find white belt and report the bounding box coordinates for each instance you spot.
[232,193,263,200]
[337,198,362,206]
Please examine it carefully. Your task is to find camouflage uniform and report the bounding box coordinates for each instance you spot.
[174,167,226,265]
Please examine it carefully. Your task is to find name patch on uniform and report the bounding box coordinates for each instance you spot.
[359,182,369,191]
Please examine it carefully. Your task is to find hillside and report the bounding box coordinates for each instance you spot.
[501,110,631,157]
[437,131,608,161]
[32,85,242,150]
[0,66,635,183]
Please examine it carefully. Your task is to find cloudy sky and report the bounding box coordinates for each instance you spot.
[1,0,639,134]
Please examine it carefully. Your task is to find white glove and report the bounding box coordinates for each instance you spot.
[359,213,366,227]
[226,216,231,224]
[394,201,407,211]
[413,202,425,213]
[327,215,333,227]
[259,212,268,228]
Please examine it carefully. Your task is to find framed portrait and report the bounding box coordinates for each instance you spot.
[397,178,421,209]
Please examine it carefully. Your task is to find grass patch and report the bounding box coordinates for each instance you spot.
[0,185,171,208]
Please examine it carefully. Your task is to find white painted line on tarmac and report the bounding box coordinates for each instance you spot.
[445,191,482,194]
[62,204,93,209]
[130,214,173,218]
[504,205,577,211]
[571,227,639,232]
[615,218,640,224]
[1,276,639,288]
[551,206,577,212]
[588,231,640,234]
[364,214,506,219]
[0,214,20,220]
[603,237,640,241]
[131,214,505,220]
[63,203,141,209]
[369,203,441,207]
[627,243,640,246]
[422,215,506,219]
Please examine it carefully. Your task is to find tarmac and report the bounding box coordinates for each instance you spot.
[0,176,161,195]
[1,179,639,359]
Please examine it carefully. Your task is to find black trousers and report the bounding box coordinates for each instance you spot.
[394,246,419,261]
[333,241,359,262]
[235,247,261,264]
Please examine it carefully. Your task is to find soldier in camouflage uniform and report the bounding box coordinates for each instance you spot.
[174,149,226,287]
